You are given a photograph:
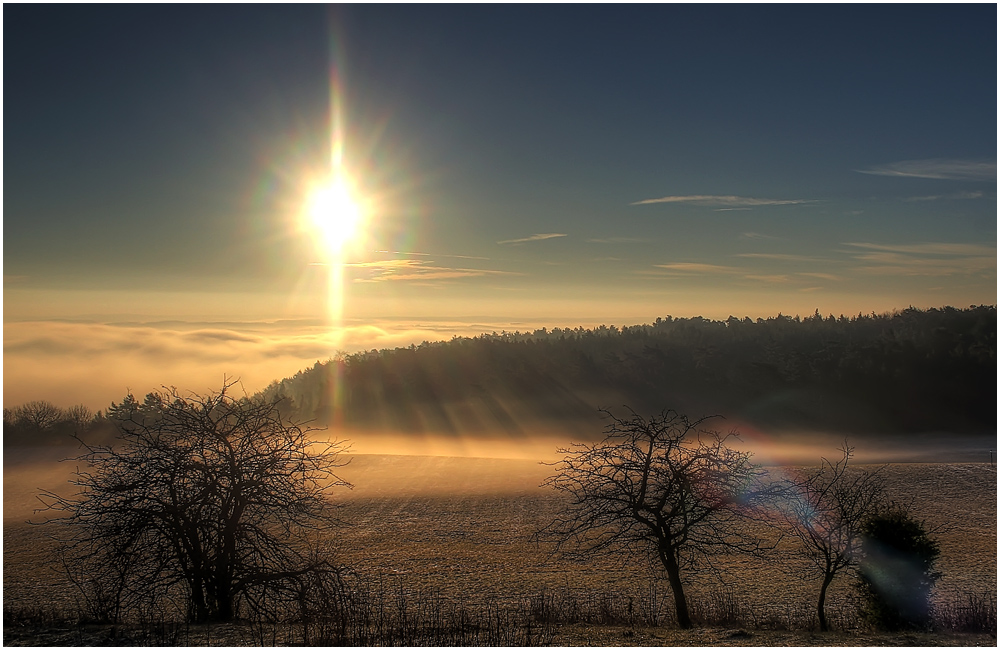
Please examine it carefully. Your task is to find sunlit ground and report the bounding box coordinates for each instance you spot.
[322,429,994,465]
[6,448,995,632]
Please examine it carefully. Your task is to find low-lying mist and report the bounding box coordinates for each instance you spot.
[7,426,992,525]
[319,426,995,466]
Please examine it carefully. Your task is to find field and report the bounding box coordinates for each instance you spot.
[3,447,996,646]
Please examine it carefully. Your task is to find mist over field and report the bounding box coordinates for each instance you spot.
[4,308,995,645]
[2,317,516,410]
[6,307,995,465]
[4,4,996,644]
[248,307,995,459]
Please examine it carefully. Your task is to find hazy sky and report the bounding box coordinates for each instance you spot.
[4,5,996,408]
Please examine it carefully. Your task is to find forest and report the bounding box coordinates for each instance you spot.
[259,305,995,438]
[5,305,995,448]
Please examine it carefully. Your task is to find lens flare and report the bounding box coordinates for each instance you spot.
[306,179,363,255]
[319,27,353,428]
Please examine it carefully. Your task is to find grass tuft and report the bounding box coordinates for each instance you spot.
[934,592,997,634]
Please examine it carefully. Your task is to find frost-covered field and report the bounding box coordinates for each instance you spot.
[3,450,996,645]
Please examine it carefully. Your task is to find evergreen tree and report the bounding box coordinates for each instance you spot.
[856,506,941,630]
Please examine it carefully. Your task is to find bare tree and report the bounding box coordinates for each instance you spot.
[39,381,351,623]
[62,404,94,431]
[540,408,775,629]
[15,399,62,432]
[779,444,887,632]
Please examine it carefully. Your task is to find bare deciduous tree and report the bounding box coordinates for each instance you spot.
[15,399,62,432]
[63,404,94,430]
[540,408,775,629]
[40,381,351,623]
[779,444,887,632]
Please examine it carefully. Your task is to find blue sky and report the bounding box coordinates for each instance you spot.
[4,5,996,407]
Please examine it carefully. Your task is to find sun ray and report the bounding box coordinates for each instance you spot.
[325,85,349,425]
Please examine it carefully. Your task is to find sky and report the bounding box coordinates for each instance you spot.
[4,5,997,409]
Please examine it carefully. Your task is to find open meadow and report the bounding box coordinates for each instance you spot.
[4,446,996,646]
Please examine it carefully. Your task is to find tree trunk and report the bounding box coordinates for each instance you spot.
[208,576,236,622]
[660,546,692,629]
[817,571,834,632]
[216,593,235,622]
[189,580,209,623]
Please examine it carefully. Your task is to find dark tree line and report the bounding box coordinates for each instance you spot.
[3,401,115,447]
[8,306,993,447]
[261,306,996,435]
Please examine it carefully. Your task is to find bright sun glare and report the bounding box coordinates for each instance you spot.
[306,179,363,256]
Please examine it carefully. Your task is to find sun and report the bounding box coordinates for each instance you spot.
[305,178,364,256]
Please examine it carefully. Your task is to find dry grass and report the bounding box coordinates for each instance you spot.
[3,451,996,646]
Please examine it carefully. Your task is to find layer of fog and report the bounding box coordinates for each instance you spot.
[7,430,992,524]
[7,316,710,410]
[3,318,534,409]
[328,428,995,466]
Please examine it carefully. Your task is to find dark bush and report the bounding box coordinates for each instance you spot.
[856,506,940,630]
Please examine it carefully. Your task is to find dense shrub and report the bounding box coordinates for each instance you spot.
[856,506,940,630]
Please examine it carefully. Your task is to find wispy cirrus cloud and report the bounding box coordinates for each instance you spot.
[740,232,783,241]
[848,254,994,277]
[841,242,996,277]
[586,236,648,244]
[736,253,828,263]
[843,242,995,256]
[631,195,813,208]
[903,191,985,202]
[347,259,521,283]
[497,233,567,245]
[650,263,823,286]
[372,249,491,260]
[856,159,996,181]
[652,262,741,274]
[647,256,849,286]
[798,272,842,281]
[744,274,792,283]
